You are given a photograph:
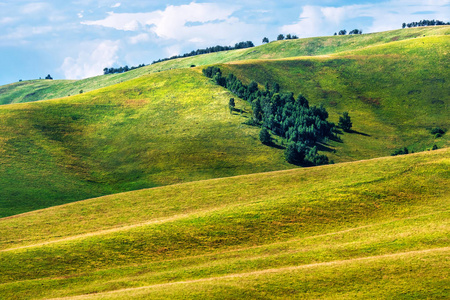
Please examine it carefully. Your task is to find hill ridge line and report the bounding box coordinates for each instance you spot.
[2,148,447,222]
[49,246,450,300]
[2,210,446,253]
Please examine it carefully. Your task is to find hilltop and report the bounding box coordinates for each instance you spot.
[0,149,448,299]
[0,26,448,105]
[0,26,448,218]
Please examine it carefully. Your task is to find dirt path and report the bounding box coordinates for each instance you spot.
[49,246,450,299]
[2,210,446,253]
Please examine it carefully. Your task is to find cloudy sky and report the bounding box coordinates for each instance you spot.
[0,0,449,85]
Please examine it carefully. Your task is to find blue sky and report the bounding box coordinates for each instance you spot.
[0,0,449,86]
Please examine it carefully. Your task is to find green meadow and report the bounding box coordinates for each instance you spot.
[0,69,292,217]
[0,149,448,299]
[0,27,448,217]
[0,26,449,299]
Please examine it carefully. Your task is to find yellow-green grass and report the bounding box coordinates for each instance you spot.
[0,149,448,299]
[0,68,291,217]
[1,29,449,218]
[219,34,449,161]
[1,26,448,105]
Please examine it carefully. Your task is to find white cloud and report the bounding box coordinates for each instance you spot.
[112,3,121,8]
[165,44,182,57]
[152,2,238,39]
[21,2,49,15]
[281,0,450,38]
[61,40,120,79]
[281,5,368,38]
[129,33,150,44]
[0,17,16,24]
[82,11,157,31]
[1,26,54,43]
[81,2,254,45]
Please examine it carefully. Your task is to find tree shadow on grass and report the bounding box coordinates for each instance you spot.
[330,135,343,143]
[262,141,285,150]
[347,129,371,137]
[231,108,247,114]
[270,143,285,150]
[316,142,335,153]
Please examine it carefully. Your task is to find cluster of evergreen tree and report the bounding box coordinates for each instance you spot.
[402,20,450,28]
[152,41,254,65]
[276,34,299,41]
[103,64,146,75]
[334,29,362,35]
[203,66,336,166]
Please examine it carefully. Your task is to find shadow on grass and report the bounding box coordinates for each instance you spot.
[330,135,343,143]
[316,143,335,153]
[231,108,247,114]
[241,119,261,127]
[262,142,285,150]
[347,129,371,137]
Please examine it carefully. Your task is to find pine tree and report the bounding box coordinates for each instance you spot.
[229,98,235,113]
[259,127,272,145]
[338,111,352,132]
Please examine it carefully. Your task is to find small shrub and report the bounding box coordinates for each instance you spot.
[430,127,445,138]
[259,127,272,145]
[391,147,409,156]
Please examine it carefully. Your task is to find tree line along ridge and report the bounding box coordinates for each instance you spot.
[402,19,450,28]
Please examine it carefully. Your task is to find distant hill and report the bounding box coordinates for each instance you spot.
[0,26,448,105]
[0,149,448,299]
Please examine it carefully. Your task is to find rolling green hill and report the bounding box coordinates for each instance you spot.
[219,35,449,160]
[0,27,448,218]
[1,26,448,105]
[0,149,448,299]
[0,69,292,217]
[0,26,449,299]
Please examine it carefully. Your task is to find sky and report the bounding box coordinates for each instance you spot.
[0,0,449,86]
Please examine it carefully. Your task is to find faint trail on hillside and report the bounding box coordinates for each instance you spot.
[1,202,249,252]
[2,210,446,254]
[0,212,199,252]
[49,246,450,300]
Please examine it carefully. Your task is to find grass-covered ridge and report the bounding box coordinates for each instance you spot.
[1,26,448,105]
[219,35,449,160]
[0,68,290,217]
[0,27,448,217]
[0,149,448,299]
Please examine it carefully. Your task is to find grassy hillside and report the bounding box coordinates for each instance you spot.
[0,68,290,217]
[0,149,448,299]
[220,35,449,160]
[1,26,448,105]
[0,27,448,217]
